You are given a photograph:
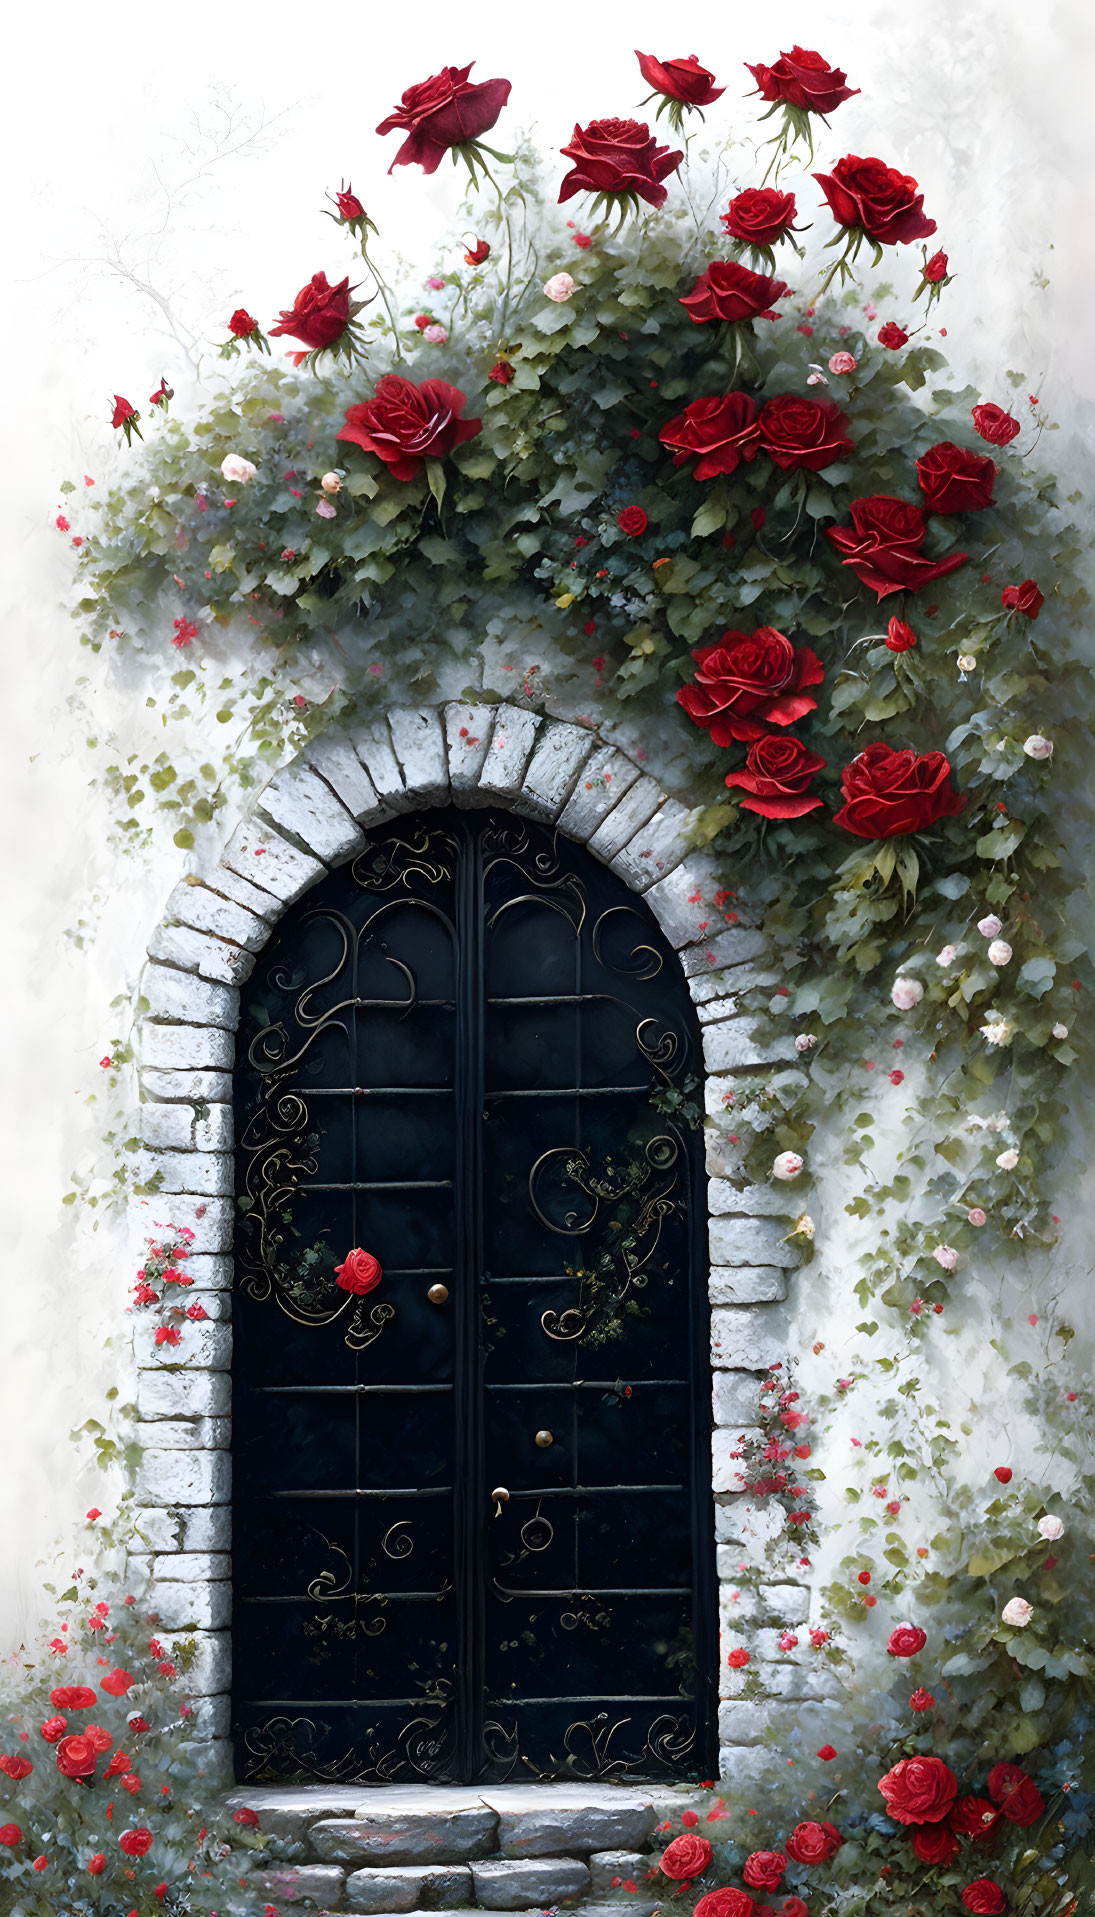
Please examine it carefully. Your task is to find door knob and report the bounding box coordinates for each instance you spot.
[534,1429,554,1448]
[427,1283,449,1304]
[491,1487,510,1517]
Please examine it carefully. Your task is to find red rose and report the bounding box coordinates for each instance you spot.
[660,1833,713,1879]
[100,1670,134,1698]
[127,1716,150,1733]
[1000,579,1044,619]
[878,1754,959,1825]
[756,394,854,472]
[834,742,964,839]
[887,1624,927,1657]
[743,1852,786,1891]
[85,1722,112,1753]
[924,250,950,282]
[228,309,259,338]
[913,1822,959,1864]
[745,46,860,115]
[785,1820,843,1865]
[636,51,724,106]
[694,1892,755,1917]
[334,185,365,221]
[987,1764,1045,1826]
[679,627,824,744]
[0,1756,32,1780]
[87,1852,106,1873]
[951,1797,1001,1845]
[680,260,791,325]
[815,155,936,246]
[49,1686,98,1711]
[721,188,797,247]
[778,1903,808,1917]
[40,1717,68,1742]
[376,63,511,174]
[56,1734,98,1781]
[972,403,1020,446]
[337,376,481,482]
[119,1828,154,1857]
[464,239,491,265]
[659,393,761,480]
[233,1806,261,1828]
[559,118,683,208]
[885,616,917,651]
[725,736,826,819]
[0,1826,21,1846]
[909,1687,936,1711]
[916,441,997,514]
[269,273,352,352]
[111,396,137,429]
[488,360,514,385]
[961,1881,1007,1915]
[878,321,909,349]
[825,494,968,599]
[120,1772,142,1794]
[617,506,648,536]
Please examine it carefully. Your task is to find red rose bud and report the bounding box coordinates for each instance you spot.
[994,1466,1013,1483]
[40,1717,68,1742]
[488,360,514,385]
[110,396,142,444]
[0,1827,21,1847]
[721,187,797,248]
[617,505,648,536]
[785,1821,843,1864]
[376,63,511,175]
[270,272,355,353]
[229,308,260,337]
[101,1669,134,1697]
[815,154,936,246]
[149,377,172,409]
[233,1807,261,1828]
[87,1852,106,1872]
[559,118,683,209]
[724,735,826,819]
[334,183,365,221]
[834,743,964,839]
[885,616,917,651]
[635,50,724,109]
[50,1686,97,1710]
[923,250,949,282]
[464,239,490,266]
[338,375,482,482]
[825,494,968,599]
[877,320,909,349]
[972,402,1020,446]
[680,259,790,324]
[816,1745,837,1760]
[909,1688,936,1712]
[119,1827,154,1857]
[987,1763,1045,1826]
[951,1796,1001,1844]
[0,1757,32,1780]
[746,45,860,116]
[1000,578,1044,619]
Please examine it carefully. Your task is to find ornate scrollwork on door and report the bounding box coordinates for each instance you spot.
[531,1131,685,1347]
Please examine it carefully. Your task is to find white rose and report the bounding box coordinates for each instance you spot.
[932,1245,958,1270]
[1037,1515,1064,1541]
[1001,1597,1033,1628]
[1052,1023,1069,1040]
[320,471,342,494]
[543,272,575,303]
[981,1020,1011,1046]
[1023,734,1053,760]
[891,977,924,1011]
[995,1148,1019,1170]
[957,653,977,673]
[794,1212,815,1239]
[772,1151,804,1181]
[977,915,1003,938]
[795,1033,818,1053]
[220,453,256,485]
[936,944,958,967]
[987,940,1013,967]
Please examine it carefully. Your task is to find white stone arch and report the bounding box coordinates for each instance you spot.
[129,700,805,1778]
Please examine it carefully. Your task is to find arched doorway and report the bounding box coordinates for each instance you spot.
[230,807,715,1783]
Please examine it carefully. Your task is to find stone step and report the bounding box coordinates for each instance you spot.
[255,1863,345,1906]
[311,1810,498,1866]
[471,1857,591,1909]
[345,1865,473,1913]
[498,1807,654,1857]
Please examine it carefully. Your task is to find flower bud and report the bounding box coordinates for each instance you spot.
[981,1020,1011,1046]
[987,940,1012,966]
[220,453,256,485]
[977,915,1003,938]
[995,1148,1019,1170]
[932,1245,958,1270]
[320,472,342,494]
[772,1151,804,1181]
[891,977,923,1010]
[543,272,576,303]
[794,1033,818,1053]
[936,944,958,967]
[967,1208,987,1227]
[1022,734,1053,760]
[1052,1023,1069,1040]
[1037,1514,1064,1541]
[957,653,977,673]
[1001,1597,1033,1628]
[828,351,857,374]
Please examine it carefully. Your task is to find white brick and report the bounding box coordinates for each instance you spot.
[303,726,393,825]
[695,975,783,1020]
[221,813,326,904]
[477,707,542,799]
[712,1427,763,1493]
[139,1068,232,1104]
[709,1216,801,1269]
[174,1631,231,1695]
[387,707,450,805]
[151,1551,230,1583]
[129,1194,233,1253]
[610,800,701,893]
[258,763,365,865]
[141,1149,233,1196]
[182,1289,231,1322]
[712,1370,766,1427]
[586,775,665,863]
[135,1417,230,1451]
[443,702,495,796]
[204,863,288,924]
[135,1506,231,1552]
[133,1318,232,1368]
[709,1266,788,1304]
[642,855,727,949]
[760,1584,812,1623]
[702,1019,797,1072]
[556,746,642,841]
[711,1307,785,1372]
[138,1369,231,1418]
[164,877,272,948]
[518,720,595,821]
[140,1023,234,1072]
[707,1180,797,1218]
[177,1253,232,1290]
[136,1448,231,1506]
[147,1579,231,1631]
[351,719,407,807]
[140,965,239,1030]
[681,928,769,975]
[190,1699,232,1743]
[148,920,256,986]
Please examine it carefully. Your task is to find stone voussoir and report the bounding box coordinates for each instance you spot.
[443,702,495,796]
[609,799,700,893]
[164,876,272,949]
[220,812,327,904]
[303,725,393,826]
[388,707,450,807]
[257,762,366,865]
[518,719,595,821]
[471,1856,590,1909]
[556,746,642,841]
[477,707,542,799]
[585,775,665,864]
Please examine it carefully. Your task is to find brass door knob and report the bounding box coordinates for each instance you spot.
[427,1283,449,1304]
[491,1487,510,1517]
[534,1429,554,1449]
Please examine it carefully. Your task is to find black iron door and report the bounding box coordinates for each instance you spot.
[231,807,715,1784]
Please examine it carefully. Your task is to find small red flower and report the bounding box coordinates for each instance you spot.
[40,1717,68,1742]
[154,1327,182,1348]
[617,505,648,536]
[228,308,260,338]
[972,402,1020,446]
[923,250,950,282]
[726,1647,750,1668]
[87,1852,107,1873]
[1000,579,1044,619]
[111,396,137,429]
[0,1756,32,1780]
[885,616,917,651]
[878,321,909,349]
[817,1745,837,1760]
[119,1827,154,1857]
[488,360,514,385]
[887,1624,927,1657]
[994,1466,1013,1484]
[464,239,491,265]
[233,1807,261,1828]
